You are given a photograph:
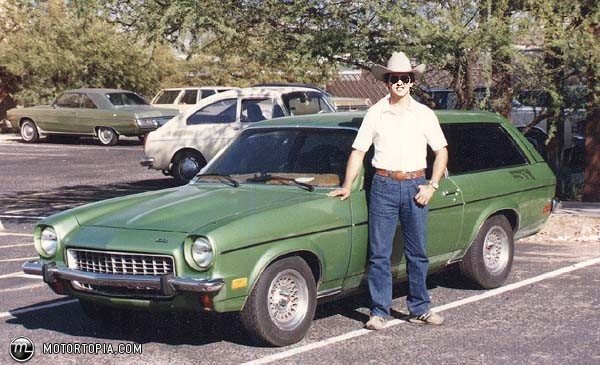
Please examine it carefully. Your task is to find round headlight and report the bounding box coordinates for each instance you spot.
[191,237,214,268]
[40,227,58,256]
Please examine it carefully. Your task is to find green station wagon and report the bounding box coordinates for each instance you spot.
[6,88,177,146]
[23,110,556,346]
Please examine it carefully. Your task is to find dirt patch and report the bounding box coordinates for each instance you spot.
[519,214,600,243]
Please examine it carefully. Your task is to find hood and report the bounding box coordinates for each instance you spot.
[116,105,178,117]
[71,185,314,233]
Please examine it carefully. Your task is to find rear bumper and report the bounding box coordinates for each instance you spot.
[139,156,155,167]
[0,119,13,131]
[23,261,224,295]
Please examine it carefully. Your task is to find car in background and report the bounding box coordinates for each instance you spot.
[24,110,555,347]
[151,86,239,112]
[329,97,372,111]
[6,88,178,146]
[141,86,335,183]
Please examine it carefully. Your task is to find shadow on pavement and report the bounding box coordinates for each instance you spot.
[6,299,251,347]
[0,178,181,219]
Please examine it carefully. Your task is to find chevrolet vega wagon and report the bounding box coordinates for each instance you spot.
[24,110,556,346]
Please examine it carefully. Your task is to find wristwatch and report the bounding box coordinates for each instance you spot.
[429,181,439,190]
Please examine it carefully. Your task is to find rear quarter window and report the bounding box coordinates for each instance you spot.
[440,122,528,175]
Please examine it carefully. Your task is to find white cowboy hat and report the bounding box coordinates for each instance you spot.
[371,52,426,81]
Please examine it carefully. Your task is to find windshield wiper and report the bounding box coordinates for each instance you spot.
[194,173,239,187]
[246,174,315,192]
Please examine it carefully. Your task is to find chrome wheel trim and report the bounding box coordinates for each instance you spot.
[267,268,309,331]
[97,127,114,144]
[21,122,35,141]
[482,225,510,275]
[179,157,200,180]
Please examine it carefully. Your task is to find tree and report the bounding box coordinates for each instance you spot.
[0,0,177,105]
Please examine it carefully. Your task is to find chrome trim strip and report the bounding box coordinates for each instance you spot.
[23,262,223,294]
[317,287,342,299]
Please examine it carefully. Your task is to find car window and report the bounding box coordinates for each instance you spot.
[282,91,334,115]
[201,89,216,99]
[241,98,273,123]
[106,92,148,106]
[441,123,527,174]
[180,90,198,104]
[55,93,81,108]
[206,128,355,183]
[81,94,97,109]
[187,98,237,125]
[154,90,181,104]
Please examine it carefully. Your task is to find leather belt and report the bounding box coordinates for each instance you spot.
[375,168,425,181]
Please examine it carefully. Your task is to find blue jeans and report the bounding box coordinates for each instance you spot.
[368,174,430,317]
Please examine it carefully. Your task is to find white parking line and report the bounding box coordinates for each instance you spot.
[0,243,33,248]
[0,152,68,156]
[0,143,140,151]
[243,256,600,365]
[0,215,47,220]
[0,283,46,293]
[0,232,33,237]
[0,256,37,263]
[0,299,78,319]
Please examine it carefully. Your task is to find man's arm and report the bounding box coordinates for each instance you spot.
[327,149,366,200]
[415,147,448,206]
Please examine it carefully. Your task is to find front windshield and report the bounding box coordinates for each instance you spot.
[106,92,149,106]
[282,91,335,115]
[201,128,356,187]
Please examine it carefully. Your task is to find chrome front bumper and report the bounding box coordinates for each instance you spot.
[23,261,224,295]
[139,156,155,167]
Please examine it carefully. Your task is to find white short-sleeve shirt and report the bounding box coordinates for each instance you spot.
[352,95,447,172]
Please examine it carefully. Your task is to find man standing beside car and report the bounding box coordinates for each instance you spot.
[328,52,448,329]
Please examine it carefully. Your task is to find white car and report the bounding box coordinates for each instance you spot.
[151,86,239,112]
[141,86,335,183]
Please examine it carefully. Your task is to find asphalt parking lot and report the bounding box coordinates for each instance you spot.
[1,134,599,364]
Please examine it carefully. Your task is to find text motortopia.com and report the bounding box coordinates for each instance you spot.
[9,337,142,362]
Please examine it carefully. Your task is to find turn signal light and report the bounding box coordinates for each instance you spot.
[199,294,214,311]
[543,204,552,214]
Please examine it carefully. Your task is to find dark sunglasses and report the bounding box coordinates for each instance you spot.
[388,74,412,84]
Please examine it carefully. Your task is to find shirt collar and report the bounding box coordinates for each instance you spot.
[381,94,417,114]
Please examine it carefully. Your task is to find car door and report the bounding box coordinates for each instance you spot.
[441,122,538,252]
[46,93,81,133]
[184,98,239,159]
[73,93,101,134]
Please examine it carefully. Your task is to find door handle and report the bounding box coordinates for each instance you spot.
[443,189,459,196]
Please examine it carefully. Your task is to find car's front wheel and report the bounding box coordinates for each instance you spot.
[460,215,514,289]
[241,256,317,347]
[172,150,206,184]
[96,127,119,146]
[20,119,39,143]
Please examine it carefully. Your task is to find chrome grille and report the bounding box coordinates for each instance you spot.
[66,248,175,276]
[66,248,176,298]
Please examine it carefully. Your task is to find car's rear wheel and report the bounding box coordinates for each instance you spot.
[172,150,206,184]
[240,256,317,347]
[460,215,514,289]
[20,119,39,143]
[96,127,119,146]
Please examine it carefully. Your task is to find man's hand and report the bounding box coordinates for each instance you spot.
[415,184,436,206]
[327,187,351,200]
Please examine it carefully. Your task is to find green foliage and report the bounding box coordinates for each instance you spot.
[0,0,177,105]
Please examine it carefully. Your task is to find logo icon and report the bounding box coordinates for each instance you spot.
[9,337,35,362]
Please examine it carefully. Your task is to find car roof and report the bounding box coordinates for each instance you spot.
[64,88,135,94]
[212,86,329,99]
[159,86,238,91]
[247,110,507,130]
